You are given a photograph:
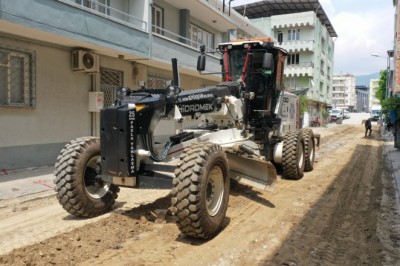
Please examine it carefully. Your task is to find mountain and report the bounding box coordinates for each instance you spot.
[356,73,380,86]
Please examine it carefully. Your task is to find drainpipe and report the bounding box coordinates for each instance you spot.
[148,0,152,60]
[229,0,234,16]
[90,74,96,137]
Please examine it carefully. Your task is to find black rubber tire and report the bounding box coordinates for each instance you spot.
[282,130,305,180]
[53,137,119,217]
[171,142,230,239]
[301,128,315,172]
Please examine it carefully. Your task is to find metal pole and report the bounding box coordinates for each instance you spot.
[386,56,389,99]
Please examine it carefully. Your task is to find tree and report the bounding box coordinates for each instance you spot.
[382,96,400,122]
[375,69,387,104]
[299,94,310,115]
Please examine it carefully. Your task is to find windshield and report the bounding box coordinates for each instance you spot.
[371,110,380,115]
[331,110,341,115]
[228,49,247,82]
[228,49,271,82]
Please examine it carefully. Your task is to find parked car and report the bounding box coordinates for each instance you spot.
[370,106,381,121]
[330,109,343,123]
[343,110,350,119]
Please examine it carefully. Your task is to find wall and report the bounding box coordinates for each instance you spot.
[0,35,92,169]
[153,0,180,40]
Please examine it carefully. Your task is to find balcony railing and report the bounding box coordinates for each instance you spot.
[58,0,148,32]
[284,62,314,77]
[151,25,215,53]
[278,40,315,52]
[59,0,218,54]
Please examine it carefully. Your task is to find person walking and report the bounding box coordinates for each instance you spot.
[365,118,372,137]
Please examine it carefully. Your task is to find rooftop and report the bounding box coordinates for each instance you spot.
[233,0,338,37]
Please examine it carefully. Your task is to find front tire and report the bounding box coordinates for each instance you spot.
[171,142,230,239]
[282,130,305,180]
[53,137,119,217]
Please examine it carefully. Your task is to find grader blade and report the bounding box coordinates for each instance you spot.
[226,153,278,191]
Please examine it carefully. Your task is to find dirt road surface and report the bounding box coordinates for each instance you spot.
[1,123,400,265]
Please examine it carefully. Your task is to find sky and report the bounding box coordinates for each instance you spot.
[232,0,395,76]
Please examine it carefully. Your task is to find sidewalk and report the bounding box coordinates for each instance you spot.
[382,131,400,207]
[0,166,55,201]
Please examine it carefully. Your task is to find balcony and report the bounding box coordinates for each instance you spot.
[278,40,315,52]
[65,0,222,73]
[270,11,315,30]
[284,62,314,77]
[0,0,223,74]
[151,26,222,75]
[0,0,150,59]
[60,0,148,31]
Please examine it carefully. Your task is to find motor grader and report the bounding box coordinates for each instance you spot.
[54,38,318,239]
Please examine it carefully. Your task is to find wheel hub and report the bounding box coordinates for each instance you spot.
[206,165,224,216]
[84,156,110,199]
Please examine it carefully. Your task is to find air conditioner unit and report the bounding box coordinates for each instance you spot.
[72,50,99,73]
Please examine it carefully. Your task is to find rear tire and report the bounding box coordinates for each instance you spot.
[171,142,230,239]
[301,128,315,172]
[282,130,305,180]
[53,137,119,217]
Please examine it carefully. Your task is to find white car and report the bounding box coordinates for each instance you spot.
[343,110,350,119]
[330,109,343,123]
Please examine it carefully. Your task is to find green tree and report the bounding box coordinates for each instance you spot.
[299,94,310,115]
[382,96,400,121]
[375,69,387,104]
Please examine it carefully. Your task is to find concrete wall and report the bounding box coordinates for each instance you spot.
[0,35,91,169]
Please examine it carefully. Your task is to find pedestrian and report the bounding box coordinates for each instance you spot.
[365,118,372,137]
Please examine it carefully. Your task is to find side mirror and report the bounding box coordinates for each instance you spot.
[197,54,206,72]
[262,53,274,70]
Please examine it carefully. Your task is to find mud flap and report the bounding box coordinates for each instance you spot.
[226,152,278,191]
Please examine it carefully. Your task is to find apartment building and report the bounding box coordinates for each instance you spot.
[234,0,336,124]
[393,0,399,95]
[332,74,356,110]
[355,85,370,112]
[0,0,264,170]
[369,79,381,110]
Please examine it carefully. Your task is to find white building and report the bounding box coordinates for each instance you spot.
[234,0,337,104]
[369,79,381,110]
[332,74,356,110]
[355,85,369,112]
[0,0,264,170]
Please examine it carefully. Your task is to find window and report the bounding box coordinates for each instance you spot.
[287,53,299,65]
[147,76,169,89]
[189,24,214,50]
[74,0,110,15]
[152,5,164,34]
[287,29,300,41]
[320,60,325,76]
[0,47,35,107]
[277,32,283,44]
[286,77,298,89]
[100,68,123,107]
